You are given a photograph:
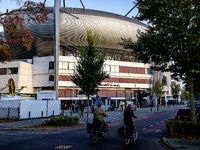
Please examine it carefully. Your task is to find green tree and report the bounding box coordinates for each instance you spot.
[121,0,200,122]
[70,30,110,123]
[183,90,190,101]
[152,80,164,111]
[171,82,180,107]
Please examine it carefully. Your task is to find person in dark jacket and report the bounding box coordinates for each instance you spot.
[124,104,137,127]
[80,101,84,118]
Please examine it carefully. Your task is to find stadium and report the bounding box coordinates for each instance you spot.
[0,7,175,110]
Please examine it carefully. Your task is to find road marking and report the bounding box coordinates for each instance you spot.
[55,145,73,149]
[142,128,146,130]
[161,121,164,122]
[156,122,159,124]
[149,125,153,127]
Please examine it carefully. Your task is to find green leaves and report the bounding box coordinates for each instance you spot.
[71,30,110,97]
[152,80,164,97]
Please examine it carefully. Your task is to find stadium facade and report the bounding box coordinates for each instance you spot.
[0,8,179,109]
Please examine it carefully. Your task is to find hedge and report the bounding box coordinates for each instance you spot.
[42,116,79,126]
[165,119,200,140]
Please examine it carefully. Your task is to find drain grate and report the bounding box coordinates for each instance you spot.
[55,145,73,149]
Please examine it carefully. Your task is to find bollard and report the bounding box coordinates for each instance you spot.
[29,111,31,119]
[53,110,54,116]
[7,107,10,118]
[41,111,43,117]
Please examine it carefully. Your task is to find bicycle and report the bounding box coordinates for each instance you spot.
[87,122,109,144]
[118,125,138,145]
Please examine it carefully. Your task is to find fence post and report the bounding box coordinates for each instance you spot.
[29,111,31,119]
[53,110,54,116]
[17,107,20,119]
[41,111,43,118]
[7,107,10,119]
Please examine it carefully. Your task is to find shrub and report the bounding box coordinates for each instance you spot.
[42,115,79,126]
[165,119,200,140]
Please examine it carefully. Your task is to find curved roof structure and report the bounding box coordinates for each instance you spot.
[5,7,147,59]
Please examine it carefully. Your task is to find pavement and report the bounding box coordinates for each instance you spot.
[0,105,200,150]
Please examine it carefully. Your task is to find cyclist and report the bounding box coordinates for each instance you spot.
[93,102,108,133]
[124,104,137,128]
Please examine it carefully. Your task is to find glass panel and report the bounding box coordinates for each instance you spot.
[59,62,63,69]
[49,62,54,70]
[115,66,119,72]
[8,68,18,75]
[105,65,110,72]
[63,62,68,70]
[69,62,74,70]
[111,66,115,72]
[0,68,7,75]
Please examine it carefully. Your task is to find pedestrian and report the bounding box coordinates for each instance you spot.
[75,102,79,112]
[80,101,84,118]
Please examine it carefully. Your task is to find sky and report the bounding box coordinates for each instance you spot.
[0,0,140,32]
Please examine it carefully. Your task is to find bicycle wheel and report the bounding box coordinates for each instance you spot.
[132,127,138,141]
[90,128,98,143]
[102,124,109,139]
[124,137,130,145]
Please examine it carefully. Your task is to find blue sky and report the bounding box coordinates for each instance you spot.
[0,0,140,31]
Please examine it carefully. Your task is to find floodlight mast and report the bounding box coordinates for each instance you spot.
[54,0,61,100]
[53,0,81,100]
[125,3,138,17]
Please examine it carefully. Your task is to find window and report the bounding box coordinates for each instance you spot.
[8,68,18,75]
[63,62,68,70]
[111,66,115,72]
[145,68,150,74]
[0,68,7,75]
[59,62,63,69]
[105,65,110,72]
[115,66,119,72]
[49,62,54,70]
[69,62,74,70]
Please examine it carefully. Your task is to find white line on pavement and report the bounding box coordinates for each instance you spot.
[149,125,153,127]
[142,128,146,130]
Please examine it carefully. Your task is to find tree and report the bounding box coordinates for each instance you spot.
[121,0,200,122]
[152,80,164,111]
[0,0,48,62]
[183,90,190,102]
[70,30,110,123]
[171,82,180,107]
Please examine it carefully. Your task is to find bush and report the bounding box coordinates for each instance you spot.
[165,119,200,140]
[42,116,79,126]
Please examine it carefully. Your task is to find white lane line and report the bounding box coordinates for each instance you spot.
[161,121,164,122]
[149,125,153,127]
[156,122,159,124]
[142,128,146,130]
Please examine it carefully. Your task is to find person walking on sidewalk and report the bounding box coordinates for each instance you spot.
[124,104,137,127]
[80,101,84,118]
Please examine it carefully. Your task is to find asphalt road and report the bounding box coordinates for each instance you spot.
[0,110,176,150]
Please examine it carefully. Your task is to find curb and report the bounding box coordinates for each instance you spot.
[163,134,188,150]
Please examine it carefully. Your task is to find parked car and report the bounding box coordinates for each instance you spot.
[174,109,191,120]
[174,108,200,120]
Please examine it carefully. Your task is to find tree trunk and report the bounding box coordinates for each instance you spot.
[157,96,159,111]
[86,94,89,123]
[188,78,196,122]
